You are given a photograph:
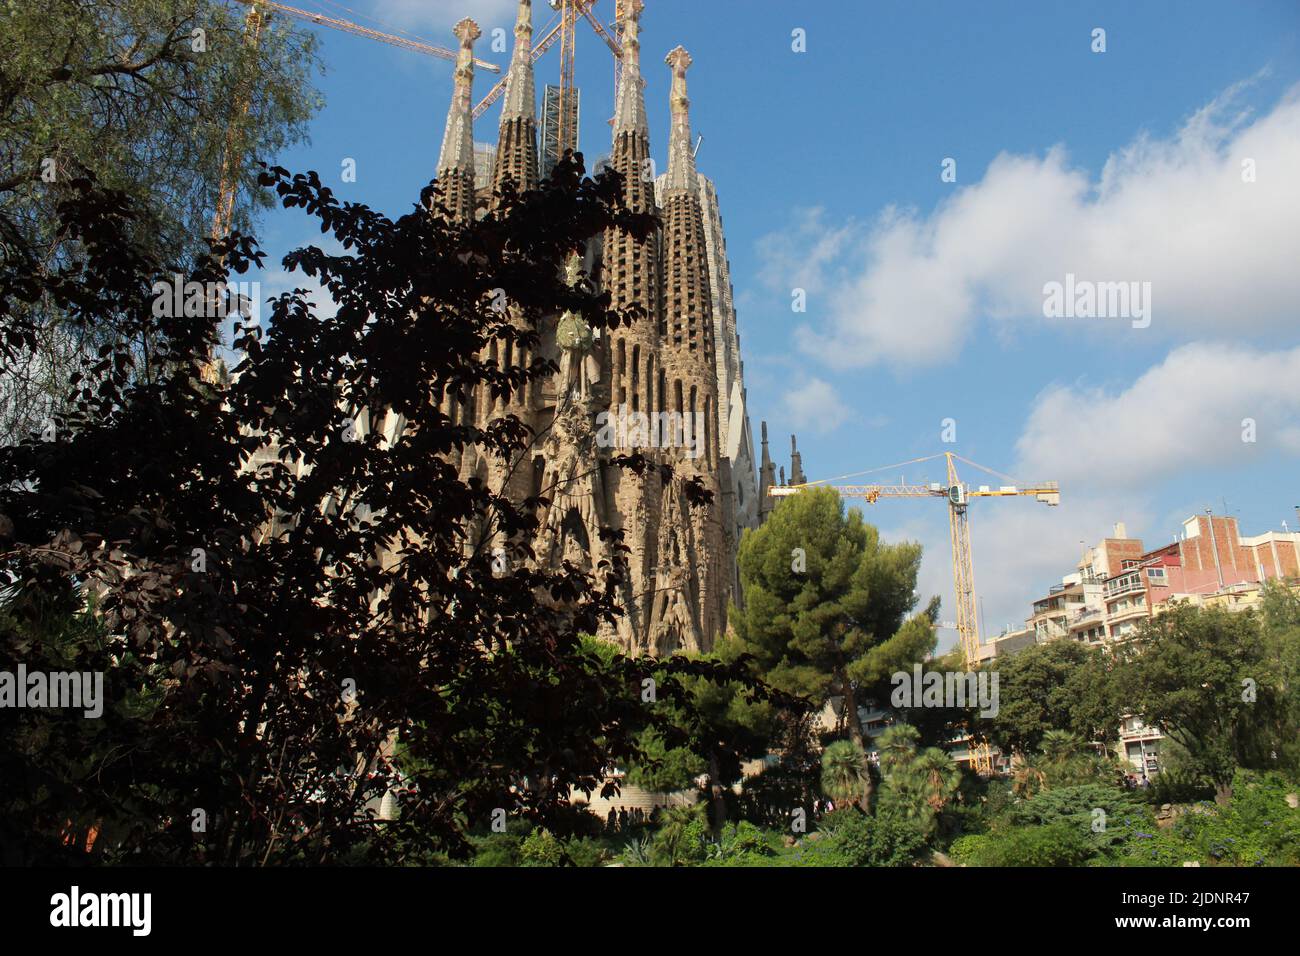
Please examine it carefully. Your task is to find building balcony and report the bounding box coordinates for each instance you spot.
[1104,573,1145,598]
[1070,606,1103,625]
[1106,605,1148,625]
[1033,618,1069,641]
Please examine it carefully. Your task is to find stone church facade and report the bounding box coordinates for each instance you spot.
[428,2,799,656]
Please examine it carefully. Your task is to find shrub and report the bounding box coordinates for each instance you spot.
[470,832,523,867]
[819,809,927,867]
[519,828,567,867]
[561,835,613,868]
[703,820,781,867]
[948,834,992,865]
[958,822,1093,867]
[649,803,711,866]
[1166,770,1300,866]
[1002,783,1143,829]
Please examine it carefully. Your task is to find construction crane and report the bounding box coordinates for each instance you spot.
[231,0,501,69]
[212,0,501,240]
[770,451,1059,773]
[472,0,623,163]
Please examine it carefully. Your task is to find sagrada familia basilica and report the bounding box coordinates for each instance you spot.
[428,1,805,655]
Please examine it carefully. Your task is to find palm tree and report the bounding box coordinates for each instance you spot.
[876,723,921,778]
[911,747,962,814]
[1040,729,1096,787]
[1041,729,1084,765]
[820,739,869,807]
[653,802,707,866]
[1011,751,1048,798]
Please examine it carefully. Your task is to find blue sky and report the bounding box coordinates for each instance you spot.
[245,0,1300,649]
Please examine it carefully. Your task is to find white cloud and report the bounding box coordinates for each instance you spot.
[956,341,1300,641]
[876,482,1157,653]
[762,79,1300,370]
[869,341,1300,648]
[783,376,849,433]
[1014,342,1300,490]
[756,207,864,300]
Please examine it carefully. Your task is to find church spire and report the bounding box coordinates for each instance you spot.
[659,45,716,471]
[663,45,697,196]
[500,0,535,123]
[437,18,480,177]
[601,0,659,439]
[492,2,539,195]
[613,0,647,137]
[436,18,481,221]
[758,421,775,522]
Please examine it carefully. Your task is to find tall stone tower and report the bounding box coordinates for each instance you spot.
[649,44,726,652]
[434,18,481,224]
[434,1,762,656]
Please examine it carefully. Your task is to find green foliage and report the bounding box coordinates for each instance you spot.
[1032,730,1121,790]
[876,723,921,777]
[820,739,869,804]
[954,769,1300,869]
[987,641,1118,755]
[902,748,961,820]
[618,834,653,867]
[1003,783,1144,830]
[467,817,532,868]
[1116,602,1287,802]
[1001,784,1158,860]
[702,820,780,866]
[815,808,927,867]
[624,728,706,793]
[518,828,567,867]
[730,487,931,741]
[619,650,792,811]
[558,836,612,868]
[956,822,1093,867]
[0,0,323,441]
[1141,738,1216,805]
[1258,581,1300,776]
[871,723,960,837]
[736,759,817,829]
[468,821,615,868]
[649,803,710,866]
[1157,770,1300,867]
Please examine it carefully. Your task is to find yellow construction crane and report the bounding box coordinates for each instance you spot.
[232,0,502,67]
[770,451,1059,773]
[213,0,501,240]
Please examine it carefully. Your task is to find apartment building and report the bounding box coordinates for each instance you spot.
[1063,515,1300,644]
[1004,515,1300,775]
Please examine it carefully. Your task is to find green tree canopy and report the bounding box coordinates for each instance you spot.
[1115,602,1286,804]
[0,0,322,440]
[0,158,775,864]
[728,487,933,751]
[820,739,869,805]
[986,639,1119,755]
[1258,580,1300,775]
